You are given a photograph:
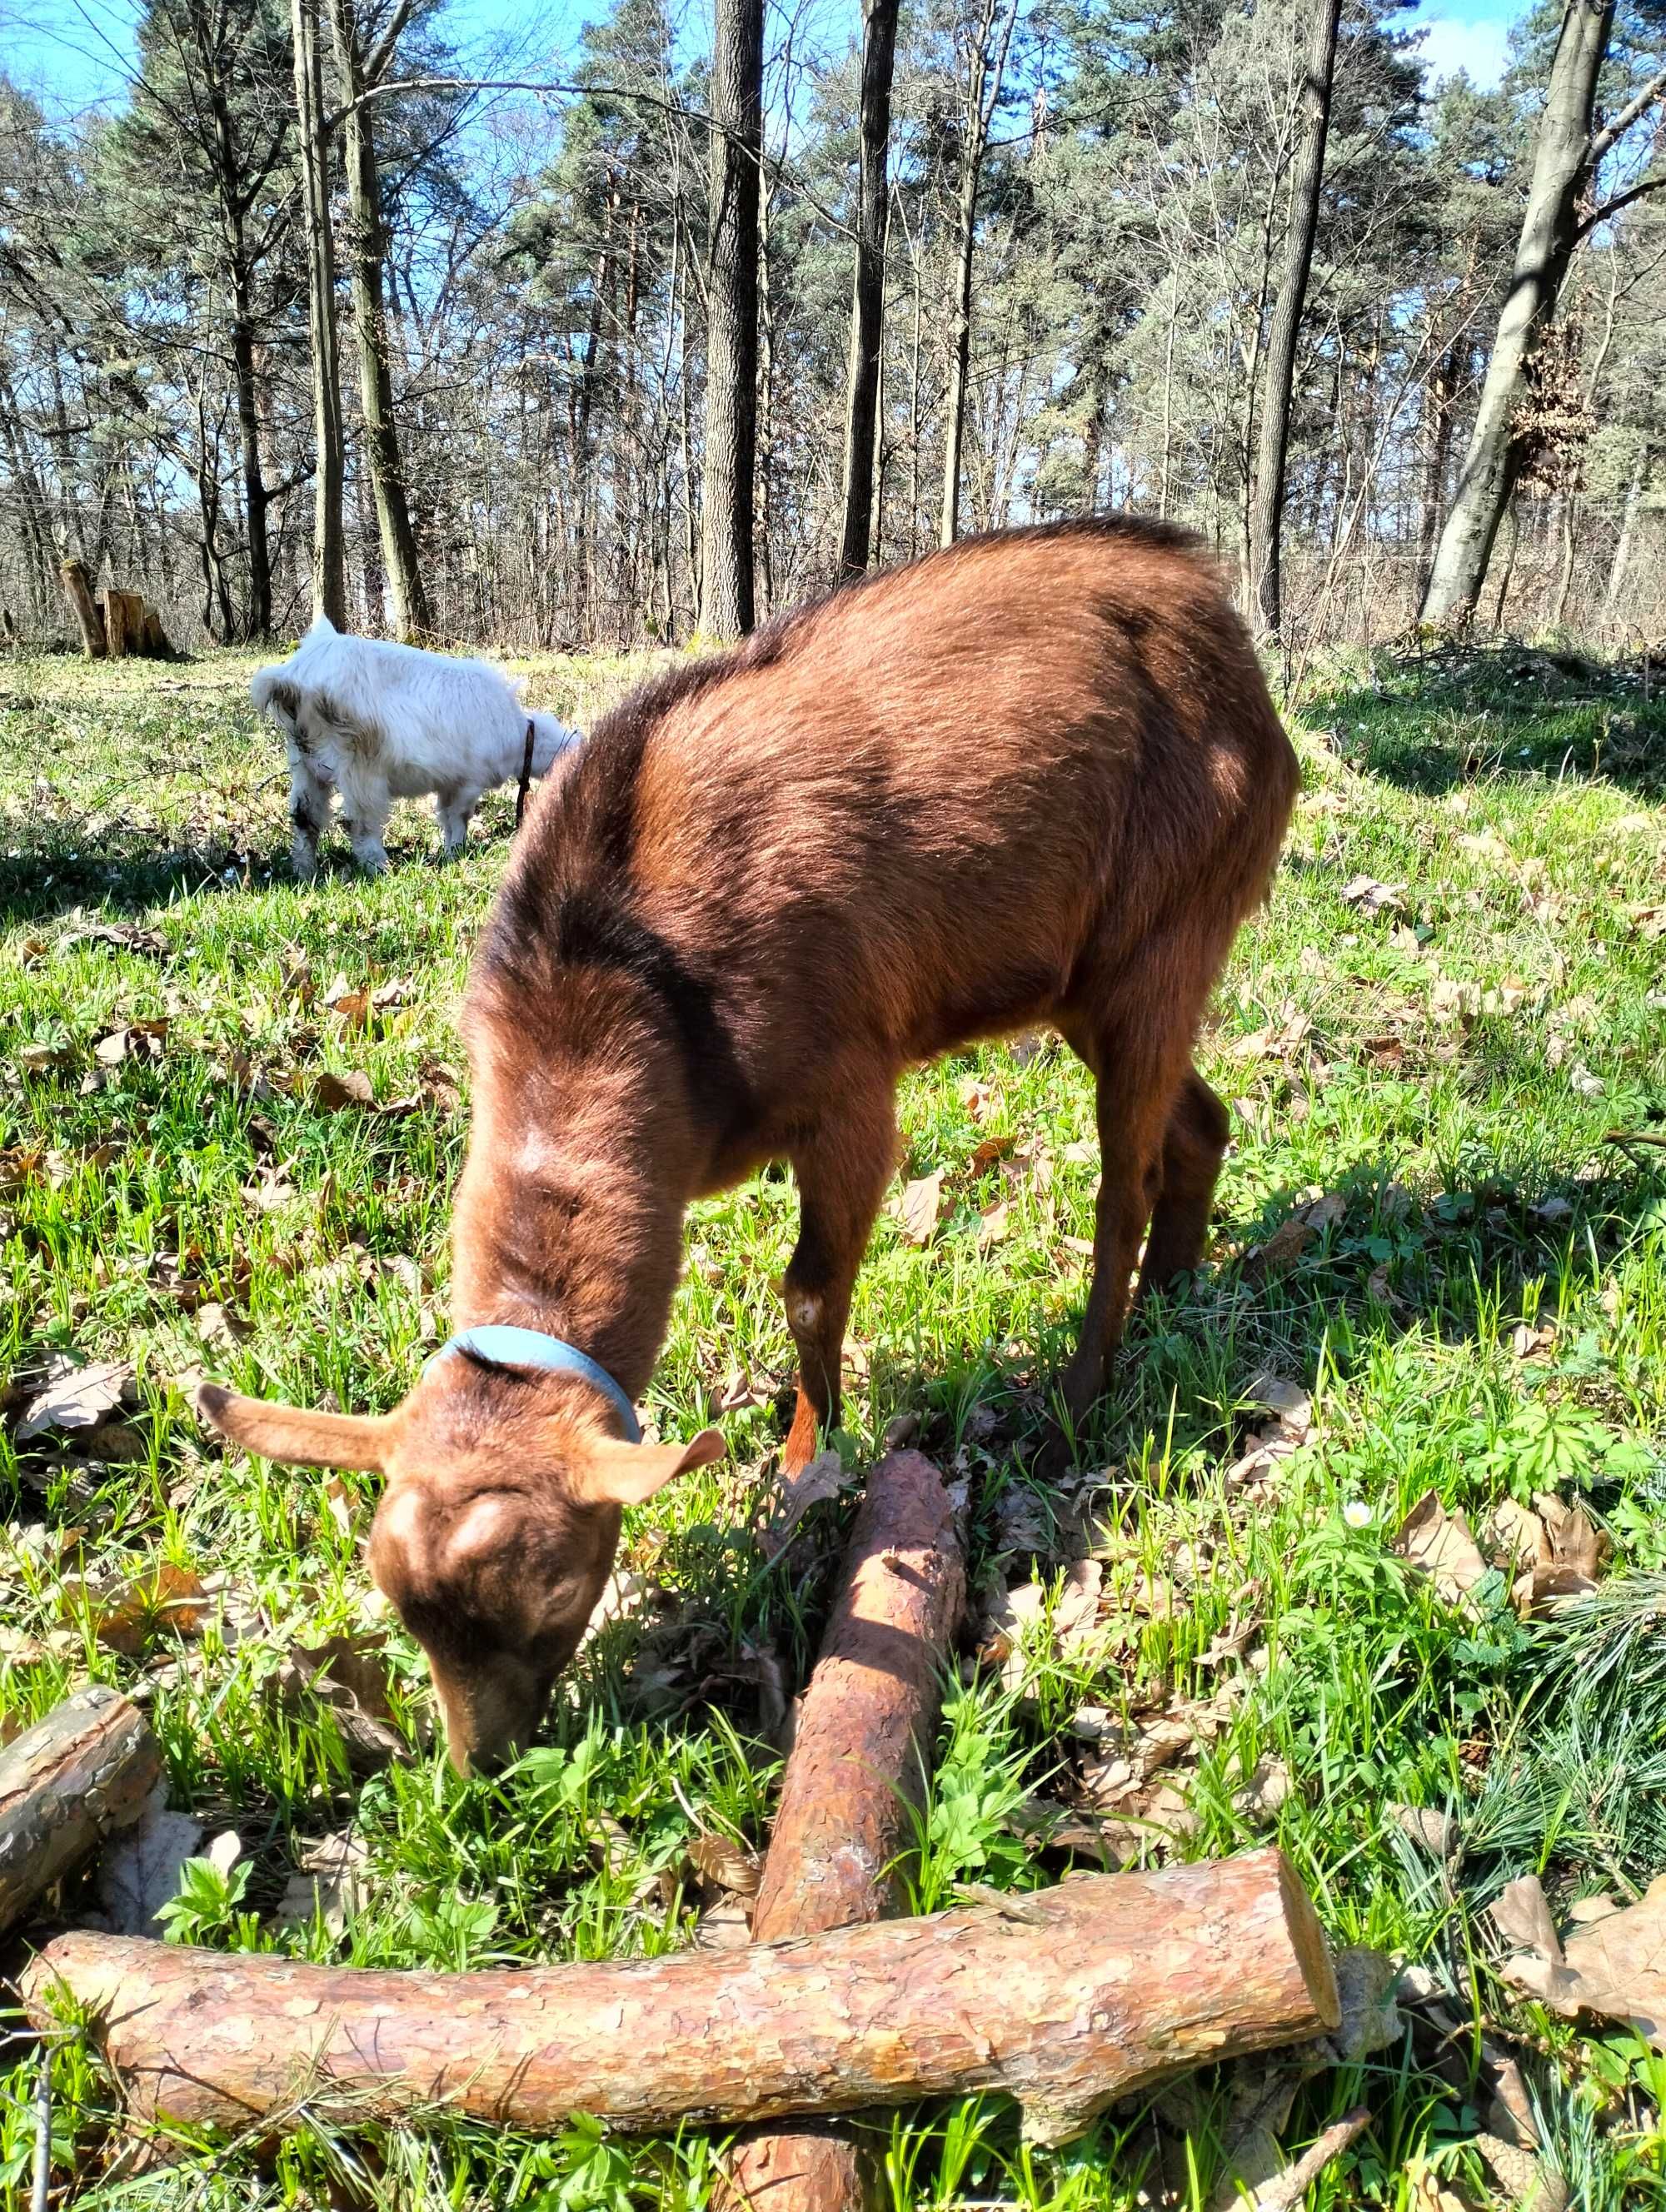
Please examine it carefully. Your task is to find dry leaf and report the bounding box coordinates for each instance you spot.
[1340,874,1404,916]
[687,1834,763,1896]
[64,1562,209,1657]
[15,1356,133,1442]
[1494,1871,1666,2050]
[1231,1756,1292,1823]
[1394,1490,1488,1611]
[276,1829,369,1936]
[279,1632,406,1772]
[977,1198,1013,1248]
[1248,1217,1315,1276]
[1243,1372,1312,1437]
[1392,1801,1460,1858]
[313,1069,376,1112]
[894,1171,945,1246]
[1053,1558,1104,1658]
[763,1449,854,1557]
[197,1301,249,1354]
[95,1783,202,1936]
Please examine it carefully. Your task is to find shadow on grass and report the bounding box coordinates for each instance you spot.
[1303,642,1665,799]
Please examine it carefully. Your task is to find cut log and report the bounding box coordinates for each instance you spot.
[726,1448,965,2212]
[23,1847,1339,2143]
[102,587,131,660]
[59,559,106,659]
[1,1686,161,1939]
[140,605,172,659]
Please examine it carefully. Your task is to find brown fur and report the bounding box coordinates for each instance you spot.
[198,520,1299,1771]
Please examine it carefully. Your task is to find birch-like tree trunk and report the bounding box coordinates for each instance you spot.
[292,0,345,627]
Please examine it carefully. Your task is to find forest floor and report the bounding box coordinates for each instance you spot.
[1,637,1664,2210]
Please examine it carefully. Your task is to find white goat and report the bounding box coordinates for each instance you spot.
[250,616,578,877]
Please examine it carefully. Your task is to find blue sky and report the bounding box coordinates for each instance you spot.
[1,0,1520,119]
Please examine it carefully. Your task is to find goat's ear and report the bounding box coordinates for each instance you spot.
[194,1382,391,1474]
[577,1427,726,1507]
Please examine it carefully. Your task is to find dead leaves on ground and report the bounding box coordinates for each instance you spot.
[1394,1486,1610,1619]
[1492,1871,1666,2052]
[13,1354,135,1442]
[277,1632,407,1772]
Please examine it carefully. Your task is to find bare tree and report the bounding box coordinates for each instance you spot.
[699,0,765,637]
[1248,0,1341,637]
[940,0,1019,547]
[838,0,900,577]
[1420,0,1666,628]
[327,0,432,640]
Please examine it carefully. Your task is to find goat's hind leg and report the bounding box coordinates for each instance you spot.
[436,785,481,859]
[1056,984,1197,1435]
[781,1083,900,1472]
[1135,1068,1230,1306]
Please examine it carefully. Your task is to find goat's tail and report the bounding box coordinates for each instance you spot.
[528,710,581,775]
[251,665,301,729]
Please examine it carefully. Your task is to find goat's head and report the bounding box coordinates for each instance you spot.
[194,1363,721,1774]
[527,711,579,778]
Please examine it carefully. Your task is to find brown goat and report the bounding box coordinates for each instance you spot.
[198,519,1299,1771]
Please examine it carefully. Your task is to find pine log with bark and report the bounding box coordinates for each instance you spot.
[724,1448,966,2210]
[22,1849,1339,2141]
[1,1686,160,1938]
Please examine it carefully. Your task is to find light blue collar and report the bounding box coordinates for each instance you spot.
[430,1323,641,1443]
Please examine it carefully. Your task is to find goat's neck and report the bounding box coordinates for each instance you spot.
[449,1058,691,1404]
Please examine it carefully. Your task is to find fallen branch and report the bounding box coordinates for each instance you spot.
[1,1685,161,1939]
[726,1448,966,2211]
[1226,2104,1372,2212]
[24,1848,1339,2143]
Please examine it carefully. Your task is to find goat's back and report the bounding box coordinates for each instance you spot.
[482,522,1296,1138]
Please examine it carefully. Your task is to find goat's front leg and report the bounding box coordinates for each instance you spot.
[781,1084,899,1473]
[335,768,394,876]
[287,740,332,880]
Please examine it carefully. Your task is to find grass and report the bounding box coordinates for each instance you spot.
[1,634,1664,2207]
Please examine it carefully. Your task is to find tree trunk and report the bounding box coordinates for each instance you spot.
[228,269,274,640]
[292,0,347,627]
[837,0,900,579]
[1419,0,1614,630]
[725,1452,966,2212]
[1,1686,159,1938]
[1248,0,1341,638]
[699,0,764,639]
[1601,446,1644,630]
[940,0,1018,547]
[327,0,431,640]
[59,557,106,657]
[24,1849,1338,2143]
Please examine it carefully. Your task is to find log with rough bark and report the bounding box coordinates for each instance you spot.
[725,1448,965,2212]
[1,1686,160,1939]
[59,558,106,659]
[22,1848,1339,2141]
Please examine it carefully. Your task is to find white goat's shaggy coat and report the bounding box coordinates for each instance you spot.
[250,616,577,876]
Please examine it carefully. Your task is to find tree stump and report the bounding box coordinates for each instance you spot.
[1,1686,160,1939]
[22,1849,1339,2140]
[725,1448,965,2212]
[60,559,106,659]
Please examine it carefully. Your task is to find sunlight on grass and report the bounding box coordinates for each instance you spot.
[1,641,1664,2205]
